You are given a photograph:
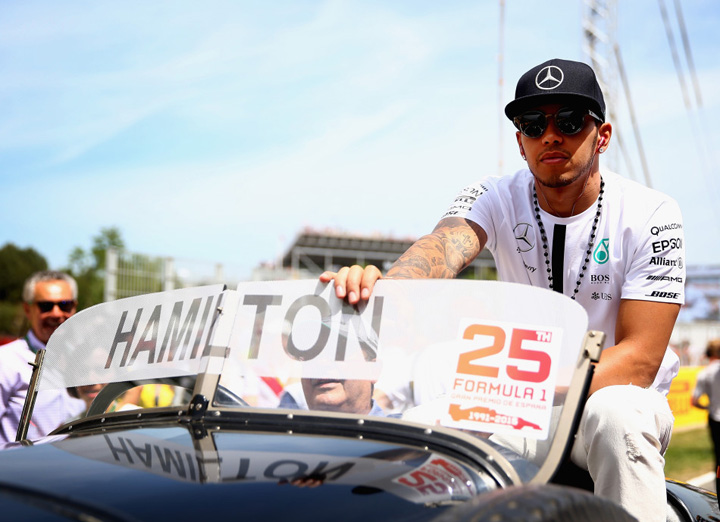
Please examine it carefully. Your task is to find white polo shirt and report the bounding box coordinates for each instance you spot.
[442,169,685,394]
[0,330,85,442]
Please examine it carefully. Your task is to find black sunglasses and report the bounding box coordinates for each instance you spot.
[35,300,77,313]
[513,107,602,138]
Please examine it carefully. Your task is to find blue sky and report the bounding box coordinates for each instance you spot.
[2,1,719,283]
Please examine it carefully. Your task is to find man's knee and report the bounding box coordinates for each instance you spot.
[581,385,673,453]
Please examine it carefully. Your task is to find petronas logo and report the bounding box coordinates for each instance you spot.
[593,239,610,264]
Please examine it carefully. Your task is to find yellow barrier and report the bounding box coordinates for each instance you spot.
[668,366,709,430]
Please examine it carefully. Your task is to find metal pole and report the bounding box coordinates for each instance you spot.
[104,247,118,302]
[498,0,505,176]
[614,44,653,189]
[16,350,45,442]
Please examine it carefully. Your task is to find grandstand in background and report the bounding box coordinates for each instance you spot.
[252,227,497,281]
[104,228,498,301]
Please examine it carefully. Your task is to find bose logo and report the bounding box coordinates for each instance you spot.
[647,291,681,299]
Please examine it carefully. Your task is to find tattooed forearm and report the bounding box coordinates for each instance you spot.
[387,238,447,278]
[387,218,483,279]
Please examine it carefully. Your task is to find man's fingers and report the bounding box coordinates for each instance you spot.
[330,266,350,299]
[347,265,382,303]
[360,266,383,300]
[318,271,336,283]
[319,265,383,303]
[345,265,366,304]
[319,270,346,299]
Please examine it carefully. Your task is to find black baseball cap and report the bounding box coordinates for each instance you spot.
[504,58,606,122]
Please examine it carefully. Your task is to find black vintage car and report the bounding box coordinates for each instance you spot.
[1,280,717,521]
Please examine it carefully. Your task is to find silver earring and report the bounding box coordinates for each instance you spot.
[599,147,605,153]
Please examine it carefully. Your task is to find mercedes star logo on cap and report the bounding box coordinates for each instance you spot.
[535,65,564,90]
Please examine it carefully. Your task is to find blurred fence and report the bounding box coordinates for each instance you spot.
[104,248,240,301]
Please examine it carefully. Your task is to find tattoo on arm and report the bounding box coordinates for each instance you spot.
[387,219,482,279]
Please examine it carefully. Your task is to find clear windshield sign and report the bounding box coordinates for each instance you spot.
[226,281,384,381]
[41,280,588,440]
[39,285,226,390]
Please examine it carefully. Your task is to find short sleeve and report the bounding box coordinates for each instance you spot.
[622,198,685,305]
[441,183,489,220]
[440,180,499,251]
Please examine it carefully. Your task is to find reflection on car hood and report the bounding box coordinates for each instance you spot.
[0,424,493,521]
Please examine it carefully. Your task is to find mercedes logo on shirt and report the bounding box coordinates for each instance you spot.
[514,223,535,252]
[535,65,564,90]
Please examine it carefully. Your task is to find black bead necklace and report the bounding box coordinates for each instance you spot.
[532,178,604,300]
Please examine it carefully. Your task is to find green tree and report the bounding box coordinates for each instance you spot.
[0,243,48,301]
[66,227,125,310]
[0,243,49,336]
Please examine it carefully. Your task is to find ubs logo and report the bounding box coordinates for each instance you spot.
[513,223,535,252]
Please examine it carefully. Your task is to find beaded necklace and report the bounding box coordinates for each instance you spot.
[532,178,604,300]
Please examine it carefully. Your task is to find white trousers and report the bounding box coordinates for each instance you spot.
[571,385,674,522]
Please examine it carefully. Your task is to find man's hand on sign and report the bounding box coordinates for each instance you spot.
[320,265,383,305]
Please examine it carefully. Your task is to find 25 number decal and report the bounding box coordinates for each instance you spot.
[457,325,505,378]
[457,326,552,383]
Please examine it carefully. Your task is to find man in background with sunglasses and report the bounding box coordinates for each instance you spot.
[321,58,684,520]
[0,270,85,443]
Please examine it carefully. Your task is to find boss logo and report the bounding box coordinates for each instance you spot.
[590,275,609,284]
